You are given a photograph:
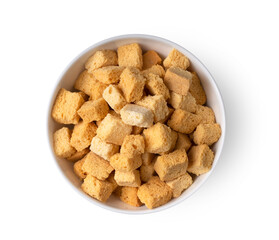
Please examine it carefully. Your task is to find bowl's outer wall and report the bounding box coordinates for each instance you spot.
[47,35,226,214]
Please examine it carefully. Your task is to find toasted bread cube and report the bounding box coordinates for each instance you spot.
[167,109,201,134]
[154,149,188,181]
[143,123,173,154]
[96,114,132,145]
[195,105,216,124]
[132,126,144,135]
[73,158,87,179]
[117,43,143,70]
[164,67,192,96]
[118,67,146,102]
[168,91,197,113]
[102,85,127,113]
[120,104,154,128]
[110,153,142,172]
[114,170,141,187]
[166,172,193,197]
[140,162,155,182]
[142,152,155,165]
[89,81,108,101]
[81,175,113,202]
[175,133,192,152]
[187,144,214,175]
[142,50,162,70]
[142,64,165,78]
[193,123,221,145]
[77,98,109,123]
[107,172,118,191]
[120,135,145,157]
[137,176,172,209]
[70,121,97,151]
[163,48,190,70]
[51,88,85,124]
[81,152,114,180]
[120,187,143,207]
[160,130,178,155]
[90,136,119,160]
[145,73,170,100]
[53,127,76,158]
[137,95,169,122]
[74,70,96,96]
[67,148,90,162]
[189,72,207,105]
[85,50,118,73]
[92,66,125,84]
[159,107,174,124]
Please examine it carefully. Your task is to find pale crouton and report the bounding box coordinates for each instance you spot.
[53,127,76,158]
[102,85,127,113]
[51,88,85,124]
[114,170,141,187]
[120,104,154,128]
[154,149,188,181]
[117,43,143,70]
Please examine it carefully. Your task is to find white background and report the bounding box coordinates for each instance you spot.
[0,0,278,239]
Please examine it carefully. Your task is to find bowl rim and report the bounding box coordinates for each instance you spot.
[47,34,226,214]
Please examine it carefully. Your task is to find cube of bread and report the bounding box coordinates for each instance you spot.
[110,153,142,172]
[81,152,114,180]
[51,88,85,124]
[102,85,127,113]
[142,50,162,70]
[120,186,143,207]
[166,172,193,197]
[120,135,145,157]
[81,175,113,202]
[92,66,125,84]
[70,121,97,151]
[137,95,169,122]
[187,144,214,175]
[73,158,87,179]
[167,109,201,134]
[142,64,165,78]
[74,70,96,96]
[168,91,197,113]
[96,114,132,145]
[53,127,76,158]
[193,123,221,145]
[145,73,170,100]
[67,148,90,162]
[120,104,154,128]
[85,50,118,73]
[158,107,174,124]
[89,81,108,101]
[163,48,190,70]
[132,126,144,135]
[107,172,118,191]
[114,170,141,187]
[118,67,146,102]
[143,123,173,154]
[137,176,172,209]
[142,152,155,165]
[195,105,216,124]
[117,43,143,70]
[164,67,192,96]
[90,136,119,160]
[189,72,207,105]
[175,133,192,152]
[140,162,155,182]
[160,130,178,155]
[154,149,188,181]
[77,98,109,122]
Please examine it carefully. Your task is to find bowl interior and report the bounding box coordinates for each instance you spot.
[47,35,225,214]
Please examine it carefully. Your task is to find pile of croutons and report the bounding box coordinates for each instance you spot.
[51,43,221,209]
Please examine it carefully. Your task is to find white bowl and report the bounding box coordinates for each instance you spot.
[47,34,226,214]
